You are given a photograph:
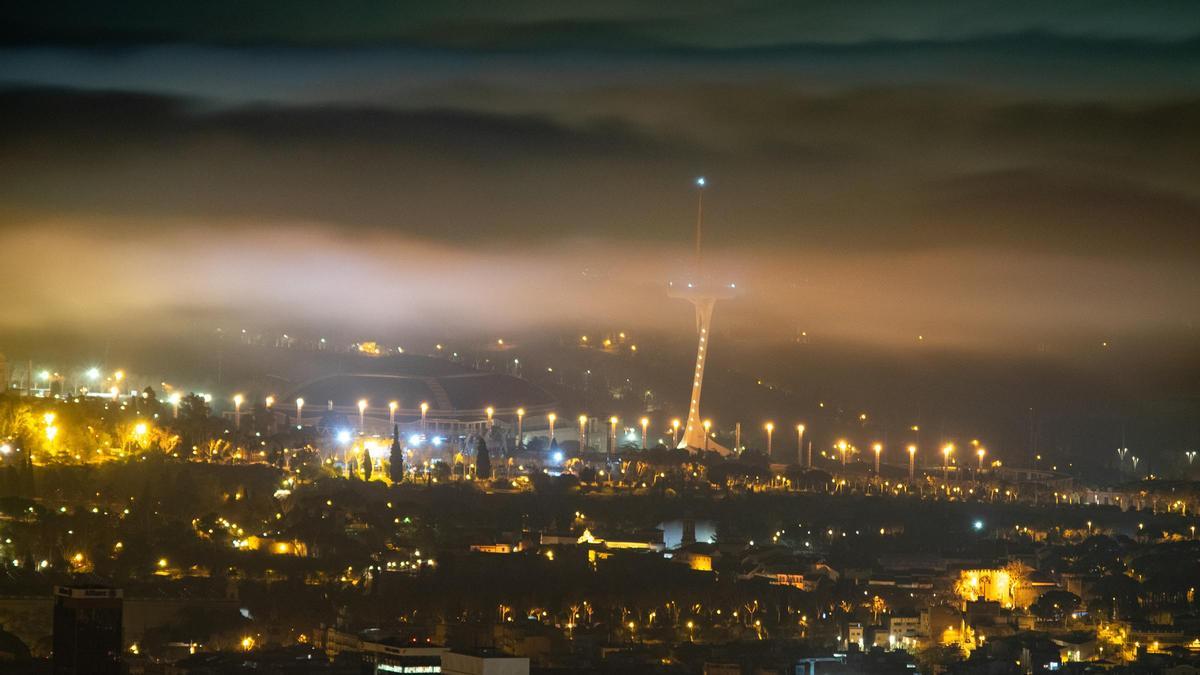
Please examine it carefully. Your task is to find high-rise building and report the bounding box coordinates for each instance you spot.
[53,585,123,675]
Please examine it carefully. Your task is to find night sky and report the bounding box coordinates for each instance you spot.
[2,3,1199,460]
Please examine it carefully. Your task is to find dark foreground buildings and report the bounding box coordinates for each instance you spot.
[53,585,123,675]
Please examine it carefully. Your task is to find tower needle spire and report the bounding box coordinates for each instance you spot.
[695,176,706,267]
[669,175,735,455]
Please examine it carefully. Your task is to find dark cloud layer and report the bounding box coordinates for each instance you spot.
[0,3,1198,362]
[6,1,1200,47]
[2,83,1198,257]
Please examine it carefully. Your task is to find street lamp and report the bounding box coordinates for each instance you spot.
[609,416,618,455]
[1187,450,1197,466]
[516,408,525,447]
[837,439,848,467]
[295,398,304,428]
[907,444,917,482]
[389,401,398,425]
[872,442,882,474]
[548,413,557,441]
[942,443,954,483]
[357,399,368,433]
[977,447,987,472]
[486,406,495,428]
[640,417,649,449]
[578,414,587,451]
[671,419,681,448]
[702,419,712,452]
[420,402,429,432]
[169,392,182,418]
[233,394,244,429]
[765,422,774,458]
[262,395,275,432]
[797,424,806,467]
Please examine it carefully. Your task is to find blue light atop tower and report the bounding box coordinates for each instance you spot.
[695,176,706,187]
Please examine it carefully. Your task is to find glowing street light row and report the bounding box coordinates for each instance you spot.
[217,395,711,450]
[808,435,987,482]
[220,394,993,474]
[216,392,995,476]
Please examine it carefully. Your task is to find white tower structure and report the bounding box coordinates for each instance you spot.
[669,177,737,454]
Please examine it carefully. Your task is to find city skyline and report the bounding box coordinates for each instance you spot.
[2,5,1200,674]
